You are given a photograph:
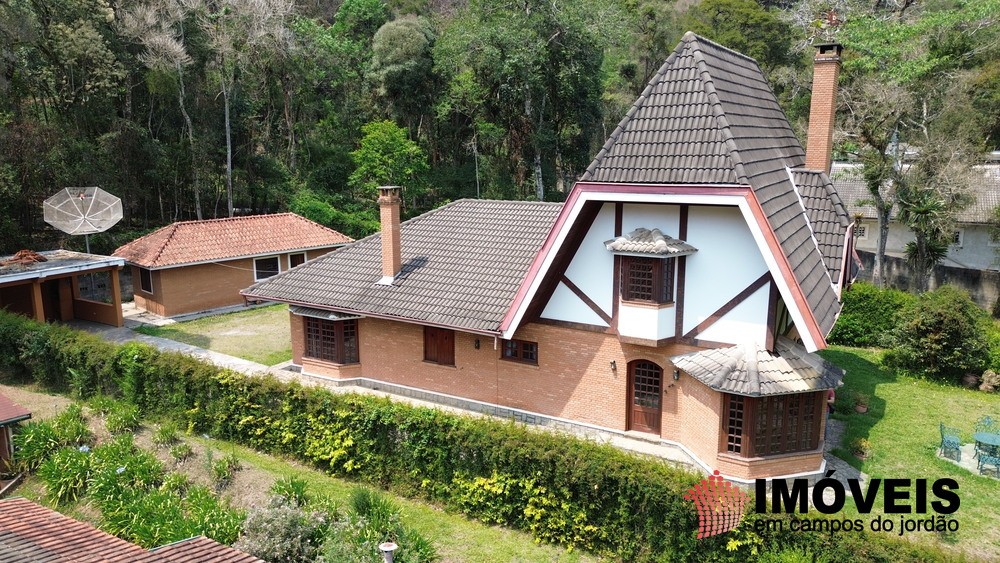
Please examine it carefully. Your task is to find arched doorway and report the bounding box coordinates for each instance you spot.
[627,360,662,434]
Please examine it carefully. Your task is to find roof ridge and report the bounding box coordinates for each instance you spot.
[681,31,760,66]
[690,40,750,184]
[580,40,688,182]
[148,223,179,267]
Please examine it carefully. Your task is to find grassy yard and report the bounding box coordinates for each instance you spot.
[134,304,291,365]
[821,346,1000,560]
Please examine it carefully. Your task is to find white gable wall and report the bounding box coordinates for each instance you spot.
[682,206,770,344]
[539,201,772,345]
[563,203,616,314]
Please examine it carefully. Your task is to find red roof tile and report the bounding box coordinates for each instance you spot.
[0,394,31,425]
[0,497,149,562]
[0,498,264,562]
[113,213,353,269]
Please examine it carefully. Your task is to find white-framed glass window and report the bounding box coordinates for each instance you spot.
[254,256,281,281]
[854,223,868,240]
[289,253,306,269]
[951,229,964,247]
[138,267,153,294]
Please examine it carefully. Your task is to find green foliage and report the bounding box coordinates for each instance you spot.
[152,422,179,446]
[885,285,991,381]
[170,442,194,462]
[349,119,429,197]
[52,403,92,446]
[680,0,791,70]
[104,401,141,433]
[38,446,91,503]
[322,488,437,563]
[235,503,330,563]
[271,476,310,507]
[0,310,956,561]
[828,282,916,347]
[14,421,61,471]
[288,189,380,239]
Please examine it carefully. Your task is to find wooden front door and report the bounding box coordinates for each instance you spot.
[628,360,662,434]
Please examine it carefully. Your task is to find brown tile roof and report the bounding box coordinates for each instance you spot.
[243,200,563,334]
[581,32,843,337]
[0,498,263,563]
[113,213,353,269]
[0,497,150,562]
[0,394,31,426]
[150,536,264,562]
[604,228,698,256]
[671,337,844,397]
[832,162,1000,225]
[792,170,851,283]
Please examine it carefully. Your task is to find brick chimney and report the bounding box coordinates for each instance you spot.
[805,43,843,174]
[377,186,402,284]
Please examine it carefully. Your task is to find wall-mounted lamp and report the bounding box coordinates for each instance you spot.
[610,360,617,371]
[474,338,480,349]
[673,369,680,381]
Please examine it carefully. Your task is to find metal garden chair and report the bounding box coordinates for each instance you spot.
[939,423,961,461]
[974,415,998,459]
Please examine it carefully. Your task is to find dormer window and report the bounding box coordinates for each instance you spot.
[623,256,675,304]
[605,227,696,306]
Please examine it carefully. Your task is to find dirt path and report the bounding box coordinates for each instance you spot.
[0,384,73,421]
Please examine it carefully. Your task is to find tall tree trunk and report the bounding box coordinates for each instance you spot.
[176,63,202,220]
[282,77,296,171]
[874,205,891,288]
[222,77,234,218]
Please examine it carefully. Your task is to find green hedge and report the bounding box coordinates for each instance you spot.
[0,311,954,561]
[828,282,916,347]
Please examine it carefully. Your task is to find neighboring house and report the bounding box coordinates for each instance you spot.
[833,162,1000,271]
[0,249,125,327]
[114,213,352,317]
[833,162,1000,304]
[242,34,854,482]
[0,394,30,476]
[0,497,263,562]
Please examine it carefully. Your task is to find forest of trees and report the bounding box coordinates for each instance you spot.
[1,0,998,255]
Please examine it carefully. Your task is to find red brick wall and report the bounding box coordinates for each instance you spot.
[291,314,828,479]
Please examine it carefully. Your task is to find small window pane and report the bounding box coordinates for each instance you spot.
[138,268,153,293]
[255,257,280,280]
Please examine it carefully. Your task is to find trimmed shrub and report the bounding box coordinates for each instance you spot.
[828,282,915,347]
[884,285,991,382]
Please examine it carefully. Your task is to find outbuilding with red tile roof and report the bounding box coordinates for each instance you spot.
[0,394,31,476]
[114,213,352,317]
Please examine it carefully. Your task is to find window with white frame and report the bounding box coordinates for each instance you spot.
[254,256,280,280]
[137,267,153,294]
[289,253,306,268]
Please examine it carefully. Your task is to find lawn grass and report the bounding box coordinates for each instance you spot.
[133,304,291,365]
[821,346,1000,560]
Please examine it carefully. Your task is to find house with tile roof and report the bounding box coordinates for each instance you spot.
[0,497,263,562]
[833,162,1000,304]
[242,34,855,482]
[113,213,352,317]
